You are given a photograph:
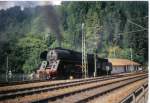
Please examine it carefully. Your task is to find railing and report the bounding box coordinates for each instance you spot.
[120,82,148,103]
[0,73,41,82]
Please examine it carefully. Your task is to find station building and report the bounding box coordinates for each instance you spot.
[108,58,141,74]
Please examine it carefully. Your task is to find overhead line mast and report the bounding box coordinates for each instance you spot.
[82,23,88,78]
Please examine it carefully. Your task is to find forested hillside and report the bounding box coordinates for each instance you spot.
[0,1,148,74]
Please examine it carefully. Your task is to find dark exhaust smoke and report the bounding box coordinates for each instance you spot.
[42,4,62,47]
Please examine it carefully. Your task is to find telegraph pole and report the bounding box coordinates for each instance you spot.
[94,50,97,77]
[6,55,8,82]
[82,23,88,78]
[130,47,133,72]
[130,48,133,60]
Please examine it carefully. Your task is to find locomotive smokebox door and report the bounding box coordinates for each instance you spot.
[40,51,48,60]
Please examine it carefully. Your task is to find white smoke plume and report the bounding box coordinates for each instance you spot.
[0,1,61,10]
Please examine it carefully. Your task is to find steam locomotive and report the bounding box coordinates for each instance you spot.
[37,47,112,79]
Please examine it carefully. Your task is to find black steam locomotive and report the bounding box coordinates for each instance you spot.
[37,47,112,79]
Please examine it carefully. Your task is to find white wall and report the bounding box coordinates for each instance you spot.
[111,66,125,74]
[111,65,139,74]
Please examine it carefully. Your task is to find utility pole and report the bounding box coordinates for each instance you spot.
[82,23,88,78]
[130,48,133,60]
[130,47,133,72]
[94,50,97,77]
[6,55,8,82]
[93,26,100,77]
[113,49,116,58]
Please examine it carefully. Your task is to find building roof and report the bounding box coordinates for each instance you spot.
[108,58,140,66]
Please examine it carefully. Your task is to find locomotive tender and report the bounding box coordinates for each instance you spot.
[37,47,112,79]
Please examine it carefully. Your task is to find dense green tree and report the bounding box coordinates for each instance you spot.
[17,34,47,73]
[61,1,148,64]
[0,1,148,74]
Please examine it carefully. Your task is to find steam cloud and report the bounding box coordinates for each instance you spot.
[0,1,39,10]
[0,1,60,10]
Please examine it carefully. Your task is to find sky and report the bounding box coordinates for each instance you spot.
[0,0,62,10]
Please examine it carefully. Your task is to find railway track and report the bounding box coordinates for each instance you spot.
[0,72,145,94]
[0,72,147,103]
[0,79,49,87]
[32,74,147,103]
[0,75,122,100]
[0,71,144,87]
[0,72,134,94]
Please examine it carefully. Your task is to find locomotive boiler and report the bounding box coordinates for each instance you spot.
[37,47,112,79]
